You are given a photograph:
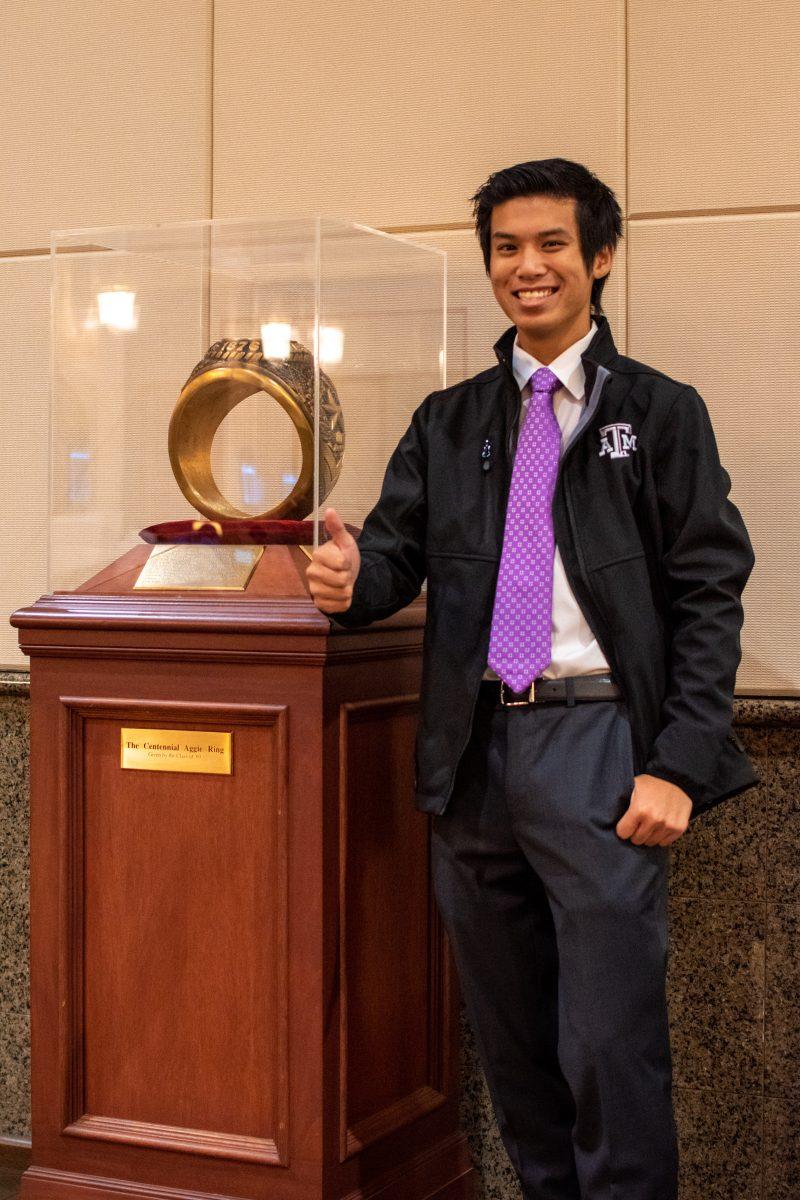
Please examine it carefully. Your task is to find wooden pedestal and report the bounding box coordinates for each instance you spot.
[12,545,474,1200]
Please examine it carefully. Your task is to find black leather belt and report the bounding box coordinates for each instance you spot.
[481,674,622,708]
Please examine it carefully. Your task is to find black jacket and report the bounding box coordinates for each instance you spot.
[333,315,759,819]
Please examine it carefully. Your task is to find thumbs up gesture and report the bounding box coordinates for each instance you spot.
[306,508,361,613]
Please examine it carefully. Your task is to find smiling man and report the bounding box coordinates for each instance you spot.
[489,193,611,365]
[307,158,758,1200]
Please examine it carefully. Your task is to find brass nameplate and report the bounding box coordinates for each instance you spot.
[134,544,263,590]
[121,728,232,774]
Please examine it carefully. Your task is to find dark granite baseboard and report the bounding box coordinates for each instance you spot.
[0,674,798,1199]
[0,676,29,1141]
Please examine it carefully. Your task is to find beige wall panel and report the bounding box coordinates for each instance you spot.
[629,0,800,214]
[1,0,212,250]
[412,226,626,383]
[0,259,49,667]
[213,0,625,226]
[628,215,799,694]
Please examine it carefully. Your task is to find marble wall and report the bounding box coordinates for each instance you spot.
[0,676,29,1141]
[1,681,798,1198]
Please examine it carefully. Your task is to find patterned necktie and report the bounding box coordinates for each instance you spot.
[488,366,562,692]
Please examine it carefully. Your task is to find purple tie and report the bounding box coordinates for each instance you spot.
[488,366,562,691]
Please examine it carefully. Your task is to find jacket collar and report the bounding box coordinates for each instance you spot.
[493,311,619,375]
[493,314,620,426]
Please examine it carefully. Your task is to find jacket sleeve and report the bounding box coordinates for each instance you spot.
[329,395,430,629]
[644,385,755,797]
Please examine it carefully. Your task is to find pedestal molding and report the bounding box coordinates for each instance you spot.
[63,1114,282,1164]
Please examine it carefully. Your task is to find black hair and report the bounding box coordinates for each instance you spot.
[470,158,623,314]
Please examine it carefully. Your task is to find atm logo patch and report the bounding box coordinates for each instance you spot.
[598,422,637,459]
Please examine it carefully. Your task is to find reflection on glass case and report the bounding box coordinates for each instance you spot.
[50,217,446,592]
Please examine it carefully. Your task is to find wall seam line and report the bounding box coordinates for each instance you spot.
[629,204,800,221]
[376,201,800,238]
[209,0,215,219]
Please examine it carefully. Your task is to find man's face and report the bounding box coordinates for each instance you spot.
[488,194,612,354]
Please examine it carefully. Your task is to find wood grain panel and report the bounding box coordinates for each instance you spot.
[59,698,289,1164]
[338,695,449,1160]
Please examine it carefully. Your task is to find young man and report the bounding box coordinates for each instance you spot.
[306,159,758,1200]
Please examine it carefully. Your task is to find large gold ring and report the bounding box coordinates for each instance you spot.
[168,337,344,522]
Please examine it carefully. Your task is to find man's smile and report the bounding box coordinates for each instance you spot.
[512,285,560,306]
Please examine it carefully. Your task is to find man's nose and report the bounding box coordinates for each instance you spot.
[514,247,548,276]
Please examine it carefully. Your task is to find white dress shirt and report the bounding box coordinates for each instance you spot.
[484,320,611,681]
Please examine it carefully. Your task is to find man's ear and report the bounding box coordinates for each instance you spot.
[594,245,614,280]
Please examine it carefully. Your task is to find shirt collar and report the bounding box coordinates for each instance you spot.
[511,319,598,400]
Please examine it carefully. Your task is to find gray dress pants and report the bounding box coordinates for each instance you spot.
[431,683,679,1200]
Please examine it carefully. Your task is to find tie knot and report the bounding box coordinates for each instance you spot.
[531,366,560,395]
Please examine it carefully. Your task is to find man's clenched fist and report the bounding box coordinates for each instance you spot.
[306,508,361,613]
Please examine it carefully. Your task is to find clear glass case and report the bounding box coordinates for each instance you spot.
[50,217,446,591]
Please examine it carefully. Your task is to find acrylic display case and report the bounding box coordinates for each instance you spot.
[50,216,446,591]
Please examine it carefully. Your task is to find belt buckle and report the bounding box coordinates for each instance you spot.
[500,680,536,707]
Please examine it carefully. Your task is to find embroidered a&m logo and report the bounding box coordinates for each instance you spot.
[598,422,637,459]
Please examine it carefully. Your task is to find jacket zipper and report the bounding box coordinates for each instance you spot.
[562,471,629,708]
[556,371,632,713]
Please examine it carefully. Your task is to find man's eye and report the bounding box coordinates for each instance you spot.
[544,241,564,249]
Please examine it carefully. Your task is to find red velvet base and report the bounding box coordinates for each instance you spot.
[139,519,360,545]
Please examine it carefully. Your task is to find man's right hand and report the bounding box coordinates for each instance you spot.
[306,508,361,613]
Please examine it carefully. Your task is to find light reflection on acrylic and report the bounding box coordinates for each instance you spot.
[97,290,137,331]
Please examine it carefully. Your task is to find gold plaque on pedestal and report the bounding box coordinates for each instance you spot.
[121,728,233,774]
[133,544,263,590]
